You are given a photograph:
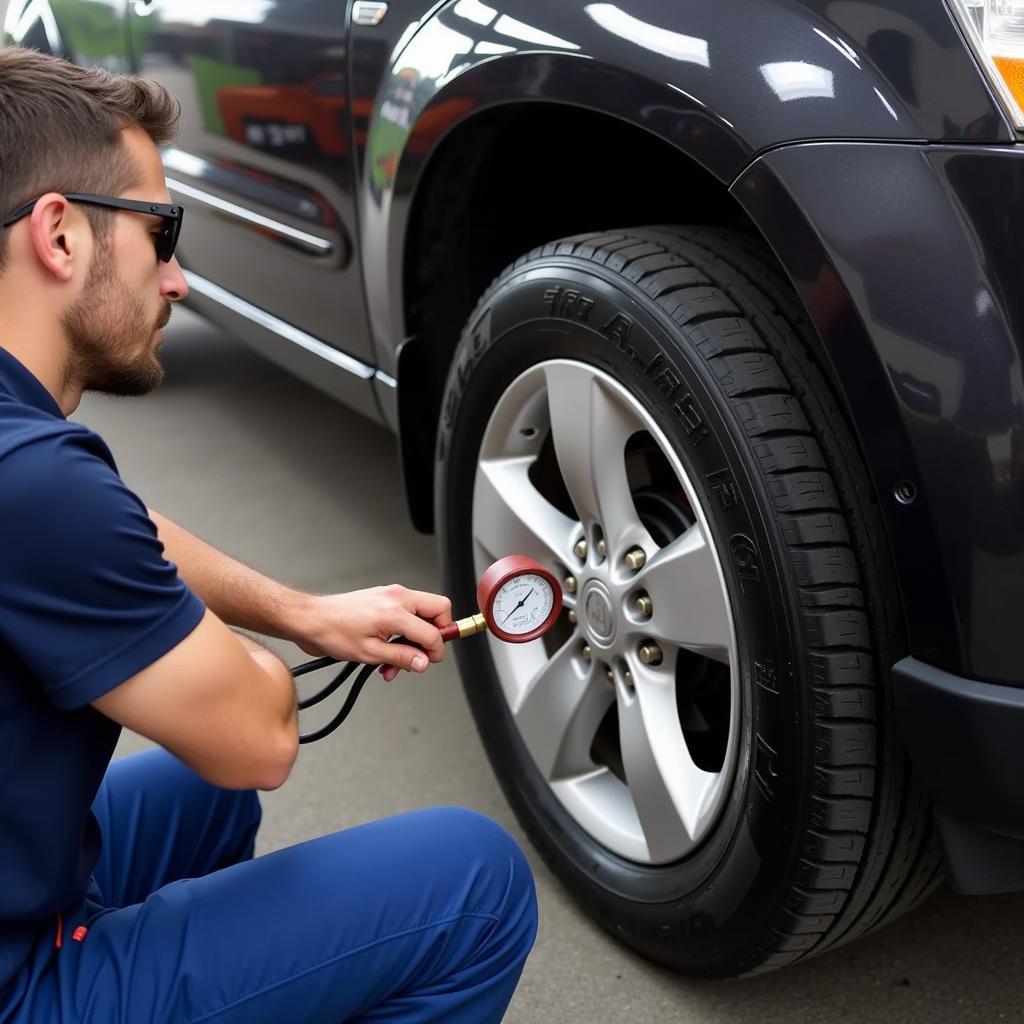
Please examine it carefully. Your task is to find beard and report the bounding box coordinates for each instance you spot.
[62,249,171,398]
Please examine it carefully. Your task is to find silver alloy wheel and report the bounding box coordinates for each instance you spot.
[472,360,740,864]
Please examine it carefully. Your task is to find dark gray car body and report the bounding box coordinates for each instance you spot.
[9,0,1024,890]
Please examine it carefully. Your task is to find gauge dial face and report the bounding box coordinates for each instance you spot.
[490,573,556,637]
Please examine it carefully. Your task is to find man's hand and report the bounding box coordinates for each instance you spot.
[297,585,452,683]
[148,511,454,683]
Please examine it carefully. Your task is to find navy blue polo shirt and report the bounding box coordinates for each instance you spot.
[0,346,205,990]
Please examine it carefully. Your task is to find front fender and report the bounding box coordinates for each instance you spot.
[359,0,1008,363]
[733,140,1024,683]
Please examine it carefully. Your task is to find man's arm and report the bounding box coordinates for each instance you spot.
[0,438,299,791]
[148,508,308,641]
[148,509,453,681]
[93,609,299,790]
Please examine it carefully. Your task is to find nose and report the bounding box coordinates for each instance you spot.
[159,256,189,302]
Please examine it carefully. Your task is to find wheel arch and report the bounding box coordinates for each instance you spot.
[392,91,750,535]
[378,35,752,530]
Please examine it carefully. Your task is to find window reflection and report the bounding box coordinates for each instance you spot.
[403,18,474,80]
[873,86,899,120]
[760,61,834,101]
[493,15,580,50]
[474,40,517,55]
[453,0,497,28]
[389,22,421,65]
[812,26,861,69]
[585,4,709,67]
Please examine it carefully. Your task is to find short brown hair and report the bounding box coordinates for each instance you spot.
[0,47,179,268]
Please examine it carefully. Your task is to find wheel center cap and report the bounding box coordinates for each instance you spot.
[581,580,616,645]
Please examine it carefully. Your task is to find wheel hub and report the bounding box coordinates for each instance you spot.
[581,579,616,646]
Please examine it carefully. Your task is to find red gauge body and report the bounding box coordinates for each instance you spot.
[476,554,563,643]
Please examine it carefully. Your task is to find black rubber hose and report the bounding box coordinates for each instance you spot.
[295,658,352,710]
[298,661,376,744]
[292,637,412,743]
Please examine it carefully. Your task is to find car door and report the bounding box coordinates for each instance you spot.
[126,0,375,369]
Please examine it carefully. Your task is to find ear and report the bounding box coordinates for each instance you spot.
[27,193,86,282]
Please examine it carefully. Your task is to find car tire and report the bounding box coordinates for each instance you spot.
[435,225,942,976]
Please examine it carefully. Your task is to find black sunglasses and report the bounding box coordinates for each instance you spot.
[1,193,183,263]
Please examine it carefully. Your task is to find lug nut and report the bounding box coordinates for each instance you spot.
[624,546,646,572]
[581,644,592,662]
[614,657,633,689]
[638,642,663,666]
[564,574,577,594]
[573,537,588,560]
[604,664,614,683]
[596,537,607,558]
[633,593,653,618]
[567,609,577,624]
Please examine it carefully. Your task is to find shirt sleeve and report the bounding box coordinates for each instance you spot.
[0,429,205,710]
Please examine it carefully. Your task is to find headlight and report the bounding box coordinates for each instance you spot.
[949,0,1024,130]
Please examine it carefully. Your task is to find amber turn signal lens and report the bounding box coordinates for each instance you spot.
[993,55,1024,112]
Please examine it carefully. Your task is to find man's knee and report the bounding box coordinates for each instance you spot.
[414,807,538,942]
[427,807,528,868]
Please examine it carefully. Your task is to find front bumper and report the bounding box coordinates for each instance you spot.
[895,657,1024,894]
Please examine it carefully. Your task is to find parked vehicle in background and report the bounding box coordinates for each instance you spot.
[8,0,1024,978]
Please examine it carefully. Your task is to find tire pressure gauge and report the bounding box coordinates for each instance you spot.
[293,554,563,743]
[438,555,562,644]
[481,554,563,642]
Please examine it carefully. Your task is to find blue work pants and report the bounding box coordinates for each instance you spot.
[2,749,538,1023]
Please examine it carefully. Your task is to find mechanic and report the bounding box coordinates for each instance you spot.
[0,47,537,1024]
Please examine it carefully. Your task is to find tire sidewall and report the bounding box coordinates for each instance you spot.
[437,259,808,969]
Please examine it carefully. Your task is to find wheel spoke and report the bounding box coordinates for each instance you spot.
[640,524,733,664]
[544,363,646,551]
[513,639,612,780]
[618,677,717,860]
[474,456,578,566]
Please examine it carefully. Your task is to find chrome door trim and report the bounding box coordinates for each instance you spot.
[166,177,334,257]
[183,271,375,380]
